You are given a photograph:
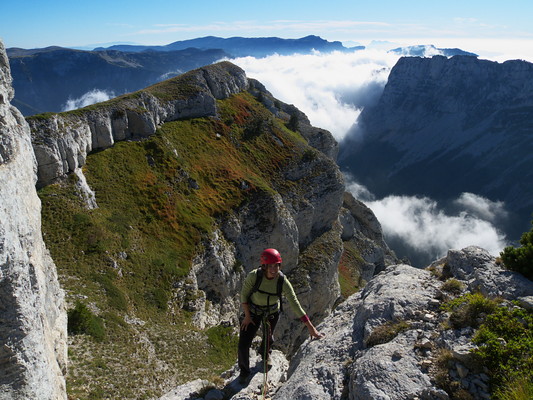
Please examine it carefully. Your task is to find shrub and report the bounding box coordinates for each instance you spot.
[442,293,499,329]
[68,302,105,342]
[441,278,464,294]
[472,303,533,397]
[500,220,533,280]
[365,320,411,347]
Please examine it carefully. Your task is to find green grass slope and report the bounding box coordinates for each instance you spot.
[38,87,310,399]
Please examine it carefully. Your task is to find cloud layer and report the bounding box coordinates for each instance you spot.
[62,89,115,112]
[231,49,400,141]
[346,179,508,266]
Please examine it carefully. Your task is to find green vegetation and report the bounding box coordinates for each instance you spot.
[500,219,533,280]
[338,241,365,298]
[472,303,533,399]
[206,325,240,369]
[441,278,464,294]
[365,320,411,348]
[493,376,533,400]
[67,302,105,342]
[439,293,533,400]
[38,91,310,399]
[441,292,499,329]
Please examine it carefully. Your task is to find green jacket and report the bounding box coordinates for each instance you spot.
[240,269,306,318]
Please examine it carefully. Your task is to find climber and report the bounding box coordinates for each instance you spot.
[237,248,324,384]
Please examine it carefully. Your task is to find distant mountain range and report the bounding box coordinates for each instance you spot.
[93,35,362,56]
[7,47,229,115]
[7,35,476,116]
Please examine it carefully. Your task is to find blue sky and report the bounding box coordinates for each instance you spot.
[2,0,533,60]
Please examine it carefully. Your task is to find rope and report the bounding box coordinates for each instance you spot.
[261,313,270,400]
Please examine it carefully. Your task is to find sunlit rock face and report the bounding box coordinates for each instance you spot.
[28,61,249,189]
[0,40,67,400]
[270,247,533,400]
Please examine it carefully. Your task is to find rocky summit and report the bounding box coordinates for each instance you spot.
[165,246,532,400]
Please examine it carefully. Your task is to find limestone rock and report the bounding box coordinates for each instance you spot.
[340,192,397,279]
[28,62,249,189]
[270,248,532,400]
[247,78,339,160]
[158,378,211,400]
[0,39,67,400]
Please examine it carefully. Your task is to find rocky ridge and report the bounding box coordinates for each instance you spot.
[1,37,400,399]
[0,40,67,399]
[28,61,248,188]
[164,246,533,400]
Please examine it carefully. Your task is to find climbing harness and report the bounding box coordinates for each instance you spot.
[249,268,285,312]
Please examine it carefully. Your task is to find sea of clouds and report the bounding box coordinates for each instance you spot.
[347,179,508,266]
[61,49,511,265]
[231,49,400,142]
[231,49,509,265]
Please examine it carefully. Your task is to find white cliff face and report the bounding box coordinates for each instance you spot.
[28,61,249,189]
[0,40,67,400]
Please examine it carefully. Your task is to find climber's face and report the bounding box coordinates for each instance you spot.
[264,263,281,279]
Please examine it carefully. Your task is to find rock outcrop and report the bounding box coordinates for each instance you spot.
[165,246,531,400]
[28,61,248,189]
[274,246,532,400]
[0,40,67,400]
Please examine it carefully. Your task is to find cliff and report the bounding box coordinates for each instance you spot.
[6,48,395,398]
[0,40,67,399]
[339,55,533,241]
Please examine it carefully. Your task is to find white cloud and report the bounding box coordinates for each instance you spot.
[366,194,508,262]
[345,178,509,265]
[453,192,508,223]
[230,49,400,141]
[345,175,375,202]
[62,89,115,111]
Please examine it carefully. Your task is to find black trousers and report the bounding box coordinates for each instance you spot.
[238,312,279,375]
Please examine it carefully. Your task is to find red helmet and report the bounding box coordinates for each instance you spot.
[260,248,282,264]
